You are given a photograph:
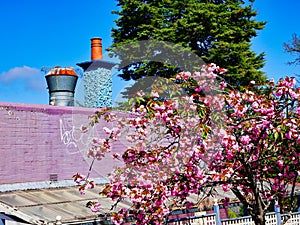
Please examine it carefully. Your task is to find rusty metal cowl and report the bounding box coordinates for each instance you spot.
[45,66,78,106]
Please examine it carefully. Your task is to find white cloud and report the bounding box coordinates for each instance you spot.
[0,66,41,82]
[0,66,46,91]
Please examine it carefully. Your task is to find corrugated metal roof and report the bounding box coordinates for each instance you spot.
[3,180,283,224]
[0,182,235,225]
[0,180,241,225]
[0,184,132,224]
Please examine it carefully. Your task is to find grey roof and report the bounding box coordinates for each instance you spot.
[0,180,234,225]
[76,60,117,72]
[0,182,131,225]
[4,179,297,224]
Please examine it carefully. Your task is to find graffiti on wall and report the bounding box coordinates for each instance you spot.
[59,113,98,155]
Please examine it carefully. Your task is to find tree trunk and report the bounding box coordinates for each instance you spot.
[253,213,266,225]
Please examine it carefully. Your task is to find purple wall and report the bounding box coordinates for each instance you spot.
[0,102,125,185]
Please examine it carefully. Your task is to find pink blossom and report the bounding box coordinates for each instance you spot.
[194,87,203,92]
[285,131,292,139]
[222,183,232,192]
[90,202,101,212]
[136,90,145,96]
[240,135,251,145]
[275,88,283,97]
[185,201,194,209]
[151,91,159,98]
[252,101,259,109]
[103,127,111,134]
[277,160,284,169]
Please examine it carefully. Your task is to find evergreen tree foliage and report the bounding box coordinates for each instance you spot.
[109,0,267,89]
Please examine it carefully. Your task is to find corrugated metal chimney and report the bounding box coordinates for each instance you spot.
[91,37,103,60]
[45,66,78,106]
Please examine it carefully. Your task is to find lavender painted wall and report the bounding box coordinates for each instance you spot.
[0,102,125,185]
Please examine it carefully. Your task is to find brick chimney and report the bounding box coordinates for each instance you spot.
[91,37,103,60]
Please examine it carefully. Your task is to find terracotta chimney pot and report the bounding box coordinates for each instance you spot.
[91,37,103,60]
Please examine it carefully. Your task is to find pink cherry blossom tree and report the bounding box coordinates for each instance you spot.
[74,65,300,225]
[211,77,300,225]
[75,64,227,225]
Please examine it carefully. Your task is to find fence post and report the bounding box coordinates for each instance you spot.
[274,201,281,225]
[214,199,222,225]
[297,195,300,212]
[55,215,62,225]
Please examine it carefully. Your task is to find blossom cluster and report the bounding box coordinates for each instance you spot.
[211,76,300,213]
[74,64,226,224]
[74,64,300,224]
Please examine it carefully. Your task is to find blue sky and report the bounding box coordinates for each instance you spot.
[0,0,299,105]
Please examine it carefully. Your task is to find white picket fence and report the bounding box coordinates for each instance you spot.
[167,212,300,225]
[281,213,300,225]
[221,213,277,225]
[168,213,216,225]
[221,212,300,225]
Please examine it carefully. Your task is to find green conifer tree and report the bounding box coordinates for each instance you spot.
[109,0,266,89]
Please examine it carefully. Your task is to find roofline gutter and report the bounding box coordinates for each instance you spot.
[0,202,45,225]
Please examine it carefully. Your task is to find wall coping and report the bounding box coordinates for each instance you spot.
[0,102,100,115]
[0,178,109,193]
